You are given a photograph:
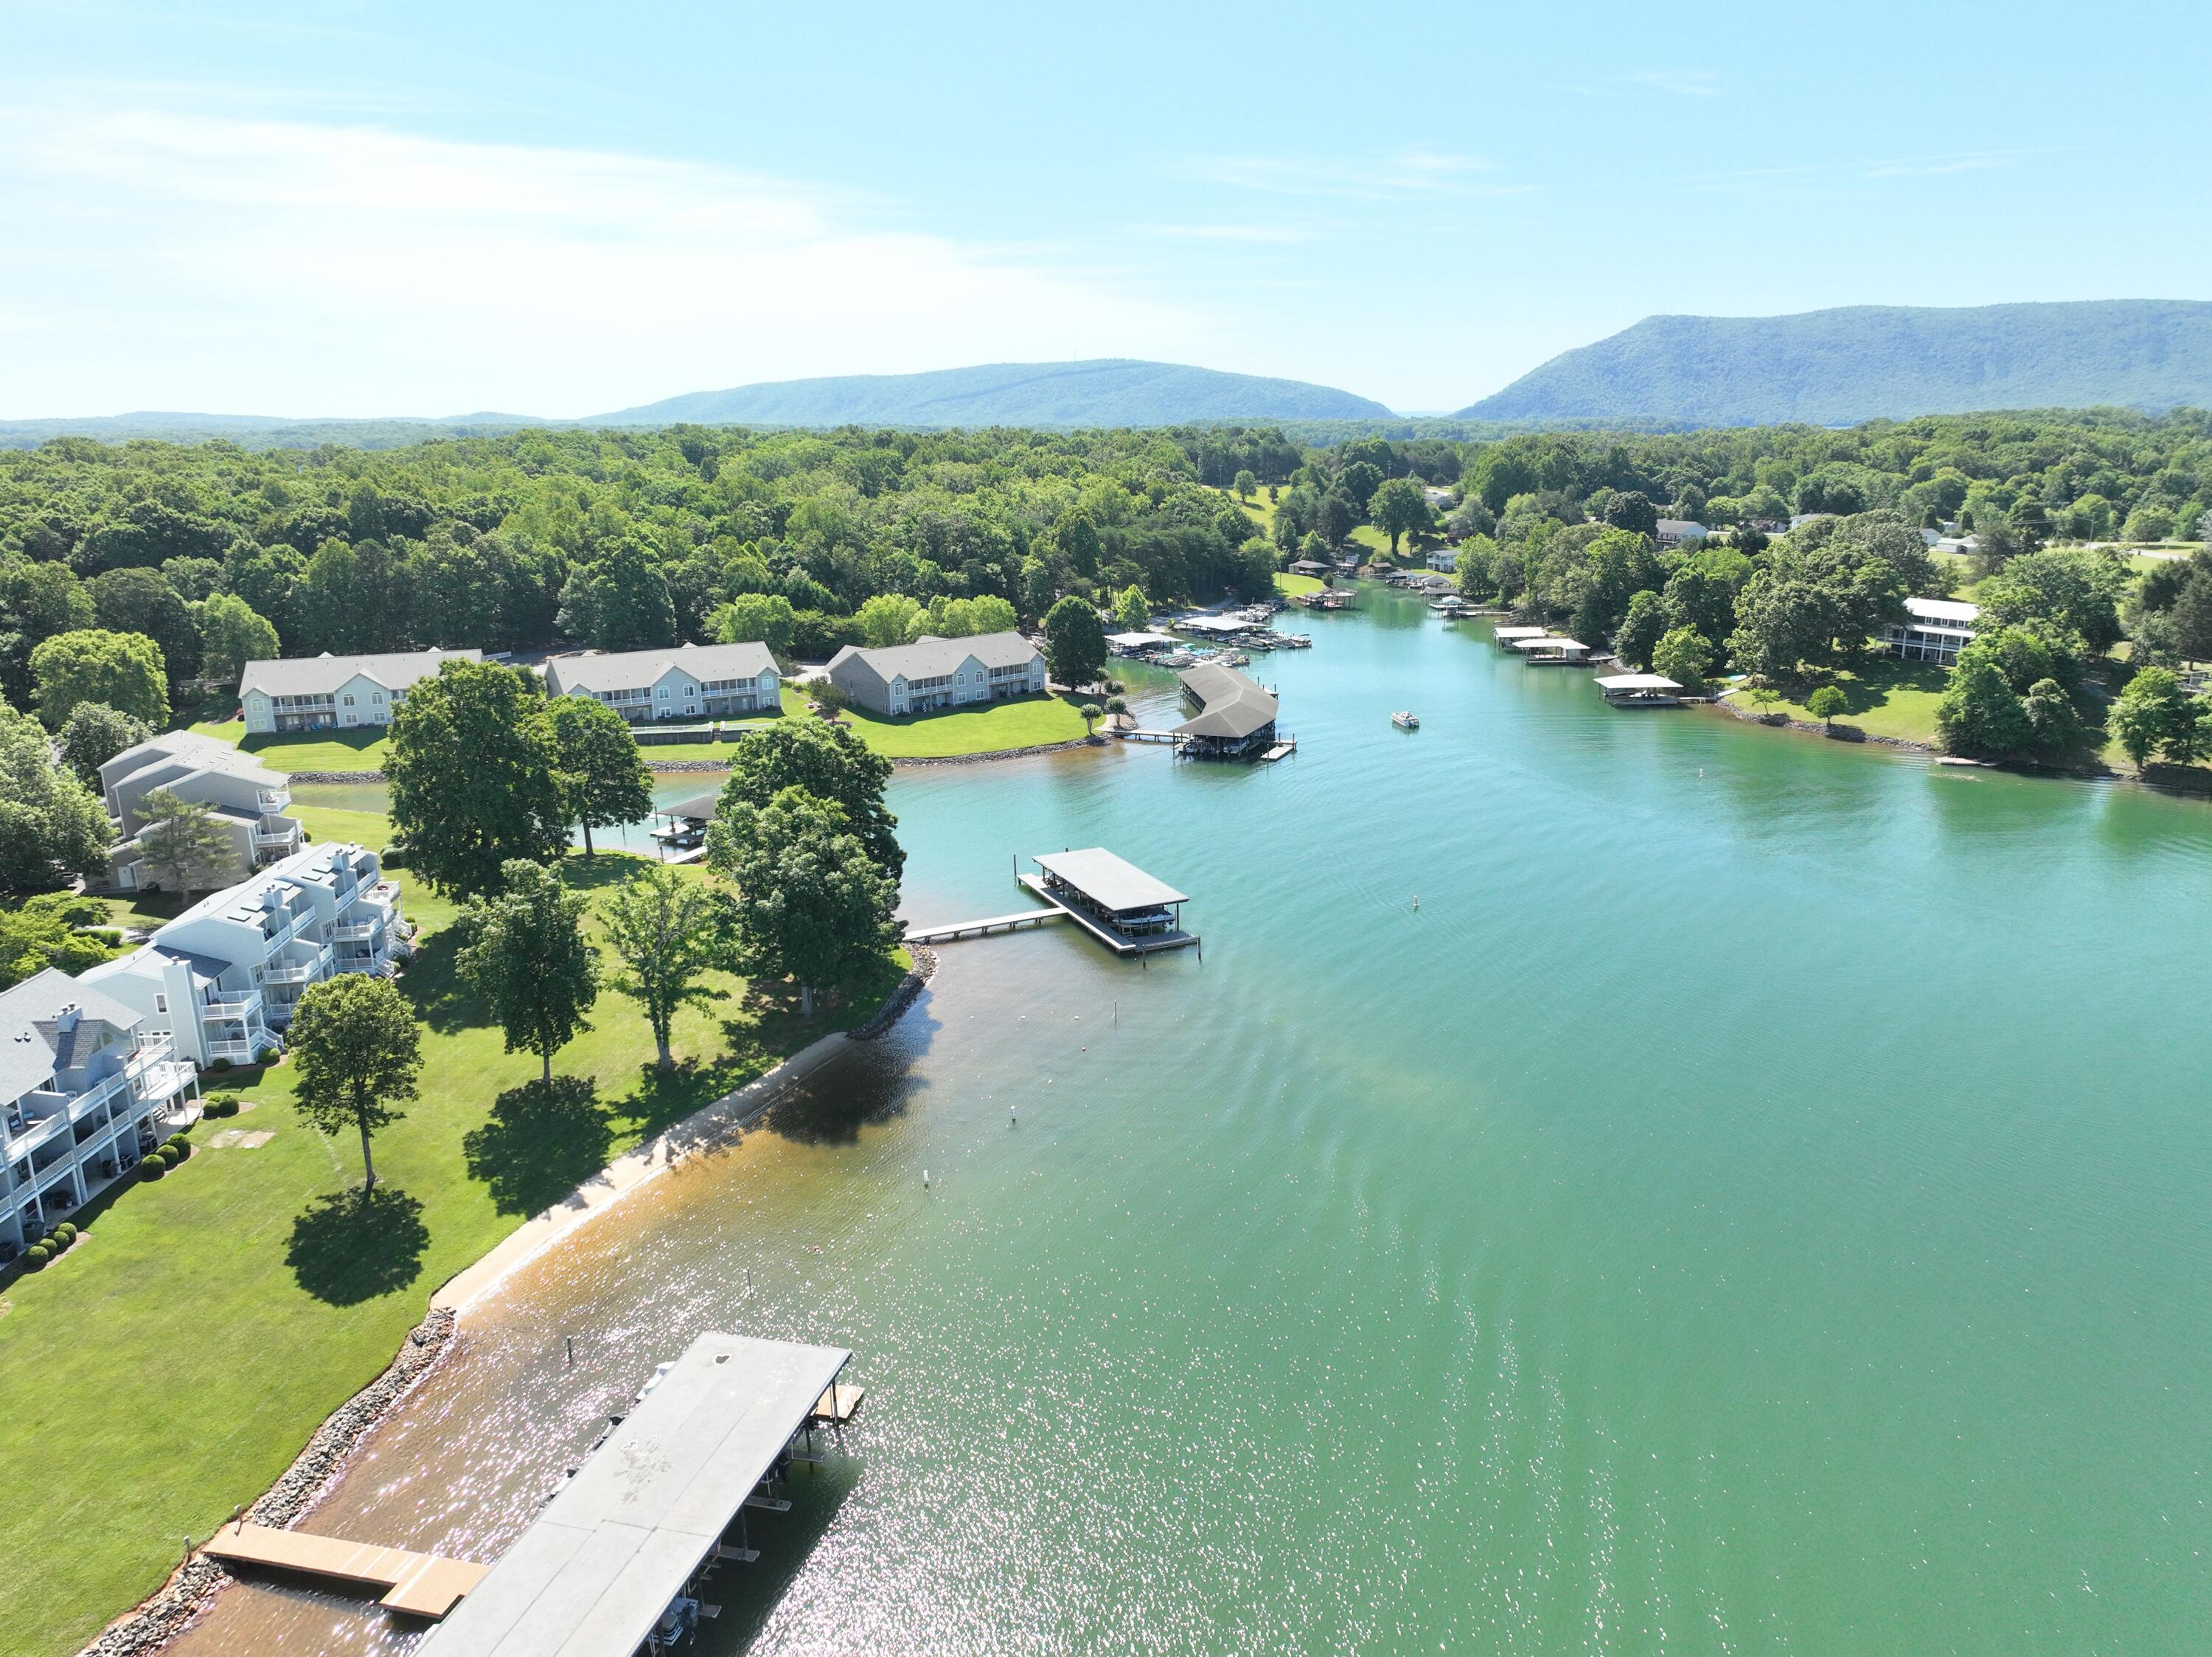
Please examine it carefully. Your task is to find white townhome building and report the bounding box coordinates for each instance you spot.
[93,730,302,894]
[237,647,481,734]
[540,642,782,723]
[1,969,199,1259]
[825,631,1046,717]
[1879,597,1981,666]
[83,841,407,1067]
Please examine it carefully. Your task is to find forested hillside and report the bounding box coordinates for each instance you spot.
[594,359,1392,428]
[1460,301,2212,425]
[0,425,1301,709]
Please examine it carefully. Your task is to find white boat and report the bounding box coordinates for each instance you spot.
[1391,710,1420,730]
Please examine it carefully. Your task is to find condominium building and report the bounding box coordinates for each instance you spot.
[1,969,199,1259]
[540,642,782,723]
[83,841,408,1066]
[237,647,482,734]
[93,731,302,894]
[825,631,1046,716]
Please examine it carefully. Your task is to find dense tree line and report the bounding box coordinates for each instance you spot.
[0,425,1290,712]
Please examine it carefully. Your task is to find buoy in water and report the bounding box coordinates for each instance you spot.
[922,1170,931,1189]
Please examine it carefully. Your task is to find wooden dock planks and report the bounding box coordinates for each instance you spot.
[202,1521,488,1619]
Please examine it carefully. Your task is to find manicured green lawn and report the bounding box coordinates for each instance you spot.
[189,718,394,774]
[1753,657,1952,746]
[0,829,905,1657]
[782,683,1091,757]
[1273,572,1324,596]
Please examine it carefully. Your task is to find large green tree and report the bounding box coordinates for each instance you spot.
[712,786,900,1018]
[193,592,282,684]
[2110,667,2210,768]
[709,591,797,653]
[456,858,599,1082]
[136,786,234,894]
[557,540,678,652]
[1974,549,2128,653]
[1935,653,2034,760]
[1613,589,1668,670]
[546,695,652,858]
[0,699,111,890]
[89,568,198,684]
[1043,594,1107,689]
[29,628,169,728]
[0,555,94,706]
[0,892,119,988]
[386,659,565,896]
[599,863,730,1069]
[1368,477,1431,553]
[711,717,901,880]
[56,701,150,787]
[288,974,422,1191]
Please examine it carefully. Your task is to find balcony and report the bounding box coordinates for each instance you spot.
[3,1112,70,1160]
[331,921,380,942]
[335,949,391,976]
[204,1039,263,1063]
[201,990,263,1021]
[257,786,291,811]
[265,944,334,984]
[254,822,302,850]
[260,909,310,953]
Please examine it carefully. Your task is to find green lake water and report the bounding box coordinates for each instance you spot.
[178,588,2212,1655]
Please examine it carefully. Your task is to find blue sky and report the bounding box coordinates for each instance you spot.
[4,0,2208,418]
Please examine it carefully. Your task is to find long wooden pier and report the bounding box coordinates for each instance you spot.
[904,908,1065,945]
[202,1521,488,1619]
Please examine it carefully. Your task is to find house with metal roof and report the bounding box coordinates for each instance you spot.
[1174,663,1279,758]
[1879,597,1980,665]
[92,731,301,894]
[540,643,781,724]
[825,631,1045,717]
[84,841,407,1065]
[238,648,481,734]
[1,969,198,1259]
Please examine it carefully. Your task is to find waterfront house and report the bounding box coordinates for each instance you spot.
[1287,560,1332,578]
[1655,519,1708,552]
[540,643,781,723]
[826,631,1046,716]
[238,648,481,734]
[1879,597,1980,665]
[1174,663,1279,758]
[83,841,406,1066]
[1,970,199,1258]
[1425,547,1458,572]
[92,731,301,894]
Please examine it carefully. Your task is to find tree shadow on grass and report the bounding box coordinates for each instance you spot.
[285,1187,430,1305]
[462,1077,614,1216]
[396,927,489,1035]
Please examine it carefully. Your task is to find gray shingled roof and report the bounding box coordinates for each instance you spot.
[828,631,1040,682]
[1175,664,1279,740]
[105,731,284,791]
[237,648,482,700]
[542,642,778,696]
[0,968,143,1104]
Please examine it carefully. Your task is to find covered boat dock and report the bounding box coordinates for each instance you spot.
[1595,673,1686,706]
[1511,636,1590,664]
[417,1332,853,1657]
[1019,848,1199,956]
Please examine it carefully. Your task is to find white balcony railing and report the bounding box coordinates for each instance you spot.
[204,1039,262,1063]
[201,990,262,1021]
[254,824,301,849]
[4,1112,70,1159]
[336,950,389,975]
[257,788,291,812]
[265,944,333,984]
[66,1071,130,1124]
[331,922,379,942]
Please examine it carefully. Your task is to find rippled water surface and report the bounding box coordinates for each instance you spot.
[180,593,2212,1655]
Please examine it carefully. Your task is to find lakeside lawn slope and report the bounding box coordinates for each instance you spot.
[0,807,905,1657]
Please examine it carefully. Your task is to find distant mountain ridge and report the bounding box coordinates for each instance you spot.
[1458,300,2212,426]
[591,358,1392,427]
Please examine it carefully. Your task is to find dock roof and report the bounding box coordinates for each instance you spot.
[1595,673,1683,692]
[1492,625,1549,640]
[1174,663,1278,740]
[1511,636,1586,652]
[417,1333,849,1657]
[1033,849,1188,913]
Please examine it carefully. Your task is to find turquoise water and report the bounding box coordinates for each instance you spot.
[182,589,2212,1655]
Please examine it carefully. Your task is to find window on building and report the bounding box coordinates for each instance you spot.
[153,993,168,1015]
[343,694,355,706]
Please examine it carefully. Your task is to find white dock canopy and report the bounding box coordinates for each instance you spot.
[417,1333,849,1657]
[1032,848,1188,914]
[1512,636,1587,653]
[1492,625,1549,641]
[1595,674,1683,692]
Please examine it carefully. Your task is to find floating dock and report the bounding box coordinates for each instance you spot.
[202,1522,489,1619]
[1018,849,1199,957]
[418,1332,852,1657]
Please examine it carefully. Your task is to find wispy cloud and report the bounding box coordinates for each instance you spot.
[0,100,1203,417]
[1863,150,2027,178]
[1187,147,1527,200]
[1618,69,1722,97]
[1135,223,1310,243]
